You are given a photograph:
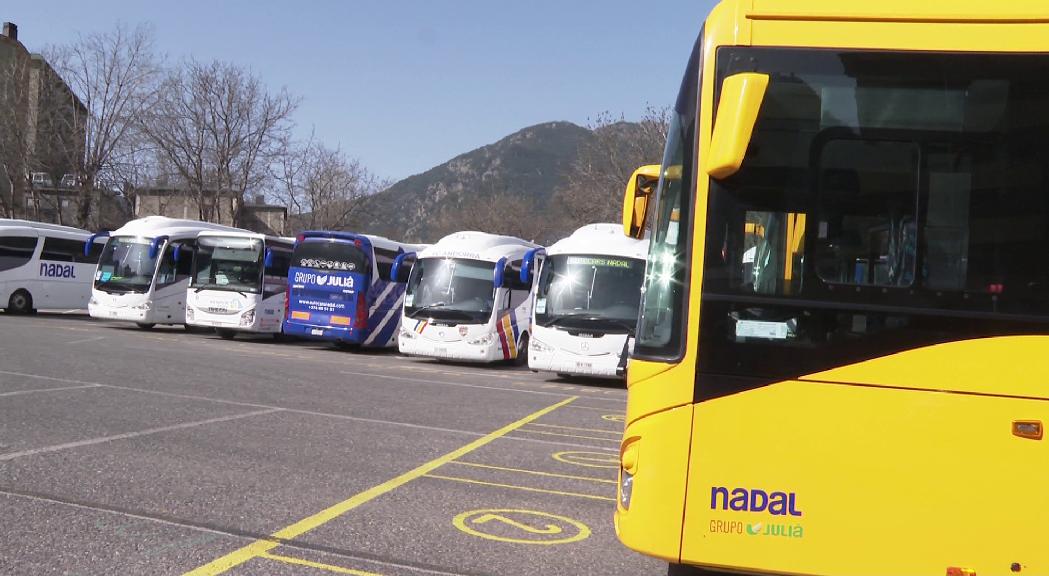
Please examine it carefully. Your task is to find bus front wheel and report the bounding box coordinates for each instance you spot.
[513,334,530,366]
[7,289,33,314]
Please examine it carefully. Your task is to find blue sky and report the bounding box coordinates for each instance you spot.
[5,0,716,181]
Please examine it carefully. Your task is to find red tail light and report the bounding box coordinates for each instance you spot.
[354,291,368,329]
[284,288,290,319]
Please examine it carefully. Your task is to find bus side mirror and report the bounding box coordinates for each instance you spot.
[390,252,416,283]
[85,231,109,256]
[706,72,769,179]
[493,257,508,289]
[520,248,545,285]
[149,235,169,260]
[622,165,661,239]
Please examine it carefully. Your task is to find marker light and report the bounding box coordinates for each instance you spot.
[946,568,976,576]
[620,441,639,510]
[1013,420,1043,440]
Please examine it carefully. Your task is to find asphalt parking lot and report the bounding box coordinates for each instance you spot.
[0,313,662,576]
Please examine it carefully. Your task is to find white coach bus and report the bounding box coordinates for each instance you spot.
[525,223,648,378]
[395,231,540,364]
[88,216,247,329]
[0,219,106,314]
[185,231,295,339]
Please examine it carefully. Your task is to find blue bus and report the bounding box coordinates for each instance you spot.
[283,231,426,348]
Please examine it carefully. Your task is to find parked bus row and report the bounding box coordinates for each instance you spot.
[1,216,649,379]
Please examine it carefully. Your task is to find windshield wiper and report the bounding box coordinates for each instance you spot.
[407,302,447,318]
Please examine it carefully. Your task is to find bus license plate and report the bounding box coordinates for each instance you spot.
[435,346,448,355]
[311,329,324,336]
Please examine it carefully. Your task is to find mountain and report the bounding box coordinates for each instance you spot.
[346,121,594,244]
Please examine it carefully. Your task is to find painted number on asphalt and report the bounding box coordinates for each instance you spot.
[552,451,619,469]
[601,414,625,423]
[452,509,590,545]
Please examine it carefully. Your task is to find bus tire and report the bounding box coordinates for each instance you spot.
[513,334,529,366]
[7,289,33,314]
[217,329,237,340]
[136,322,155,330]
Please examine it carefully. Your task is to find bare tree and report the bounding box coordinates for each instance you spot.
[47,23,160,228]
[143,59,297,226]
[553,107,669,230]
[0,48,33,219]
[274,134,384,231]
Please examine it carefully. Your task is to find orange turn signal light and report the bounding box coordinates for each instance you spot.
[1012,420,1043,441]
[946,568,976,576]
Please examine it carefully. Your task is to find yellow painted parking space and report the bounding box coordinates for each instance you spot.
[184,396,578,575]
[451,509,591,545]
[552,451,620,469]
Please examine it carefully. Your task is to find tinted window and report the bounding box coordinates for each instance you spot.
[374,247,400,281]
[267,247,292,278]
[41,237,101,264]
[0,236,37,272]
[292,240,368,273]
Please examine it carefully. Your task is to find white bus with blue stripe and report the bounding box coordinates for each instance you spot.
[394,231,540,364]
[87,217,248,329]
[283,231,426,348]
[185,231,295,339]
[525,223,648,378]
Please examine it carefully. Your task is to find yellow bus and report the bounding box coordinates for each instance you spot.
[615,2,1049,575]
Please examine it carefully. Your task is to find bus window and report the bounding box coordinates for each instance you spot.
[266,248,291,278]
[374,247,400,280]
[42,237,99,263]
[0,237,38,272]
[155,245,178,288]
[813,139,919,287]
[294,240,367,273]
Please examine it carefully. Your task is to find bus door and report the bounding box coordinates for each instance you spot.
[288,238,369,338]
[361,247,407,346]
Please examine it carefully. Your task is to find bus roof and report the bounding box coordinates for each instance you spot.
[420,230,540,263]
[742,0,1049,23]
[0,219,92,237]
[545,223,649,260]
[108,216,247,241]
[197,230,295,246]
[298,230,427,254]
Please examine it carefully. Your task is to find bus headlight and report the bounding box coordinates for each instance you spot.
[468,333,493,345]
[400,328,415,340]
[620,441,639,510]
[530,337,552,352]
[186,307,194,321]
[620,470,634,509]
[240,308,255,326]
[130,302,151,311]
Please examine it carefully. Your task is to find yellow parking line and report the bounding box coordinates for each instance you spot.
[562,405,625,413]
[423,474,615,502]
[258,552,382,575]
[529,423,621,435]
[450,461,616,484]
[515,428,621,442]
[183,396,578,575]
